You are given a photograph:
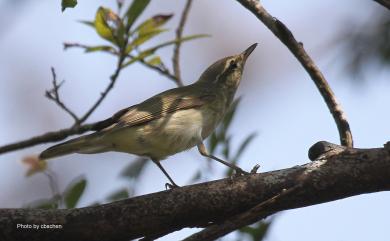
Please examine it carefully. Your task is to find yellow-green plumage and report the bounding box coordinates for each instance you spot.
[40,84,225,159]
[39,43,257,187]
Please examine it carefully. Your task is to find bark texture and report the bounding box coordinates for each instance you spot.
[1,141,390,241]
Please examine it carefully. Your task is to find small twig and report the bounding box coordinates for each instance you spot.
[63,42,119,55]
[1,4,196,155]
[172,0,193,87]
[64,43,124,126]
[76,52,127,125]
[236,0,353,148]
[65,41,126,126]
[64,42,180,86]
[50,43,126,127]
[43,169,63,207]
[182,185,301,241]
[46,67,80,123]
[0,41,175,154]
[373,0,390,9]
[131,55,178,83]
[43,170,59,198]
[0,44,126,153]
[63,42,89,51]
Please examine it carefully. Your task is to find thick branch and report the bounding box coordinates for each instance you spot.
[183,185,298,241]
[373,0,390,9]
[172,0,193,86]
[236,0,353,147]
[1,141,389,241]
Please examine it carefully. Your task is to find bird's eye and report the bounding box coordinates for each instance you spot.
[229,60,238,69]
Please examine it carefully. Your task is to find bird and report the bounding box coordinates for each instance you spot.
[39,43,257,188]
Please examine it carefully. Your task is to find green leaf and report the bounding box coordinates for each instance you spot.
[106,188,130,201]
[78,20,95,29]
[62,0,77,12]
[64,177,87,208]
[122,50,155,67]
[125,44,133,54]
[123,34,209,67]
[134,14,173,35]
[190,170,202,182]
[239,221,272,241]
[149,34,209,51]
[146,56,162,66]
[120,157,148,179]
[84,45,116,53]
[232,132,257,163]
[125,0,151,30]
[94,7,125,46]
[127,15,172,49]
[95,7,115,42]
[130,28,167,47]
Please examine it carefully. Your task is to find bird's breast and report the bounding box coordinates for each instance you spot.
[139,108,205,159]
[108,104,226,160]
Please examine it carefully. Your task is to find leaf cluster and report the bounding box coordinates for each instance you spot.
[72,0,207,69]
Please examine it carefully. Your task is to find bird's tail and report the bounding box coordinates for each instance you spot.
[39,133,107,160]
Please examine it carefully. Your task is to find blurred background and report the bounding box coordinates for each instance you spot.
[0,0,389,240]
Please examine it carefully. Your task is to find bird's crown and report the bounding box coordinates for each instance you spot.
[197,43,257,88]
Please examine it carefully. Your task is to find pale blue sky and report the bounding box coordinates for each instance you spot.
[0,0,389,240]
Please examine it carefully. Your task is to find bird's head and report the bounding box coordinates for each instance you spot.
[197,43,257,89]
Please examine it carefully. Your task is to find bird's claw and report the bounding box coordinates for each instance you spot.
[234,164,260,176]
[235,168,250,176]
[165,182,180,190]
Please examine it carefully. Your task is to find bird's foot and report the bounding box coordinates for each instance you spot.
[233,164,260,176]
[234,167,250,176]
[165,182,180,190]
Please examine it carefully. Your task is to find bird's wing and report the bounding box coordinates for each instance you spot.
[94,86,215,131]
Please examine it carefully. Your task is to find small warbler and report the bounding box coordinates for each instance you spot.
[40,43,257,188]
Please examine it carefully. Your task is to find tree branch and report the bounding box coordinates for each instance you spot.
[183,185,299,241]
[64,42,180,85]
[236,0,354,148]
[172,0,193,86]
[130,55,179,83]
[1,141,389,241]
[0,122,101,155]
[0,42,129,155]
[1,0,199,155]
[45,67,80,123]
[373,0,390,9]
[76,50,126,125]
[0,81,120,154]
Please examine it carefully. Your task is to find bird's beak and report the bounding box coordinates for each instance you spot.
[241,43,258,62]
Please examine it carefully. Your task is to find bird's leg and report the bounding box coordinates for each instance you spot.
[197,142,249,175]
[152,159,180,189]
